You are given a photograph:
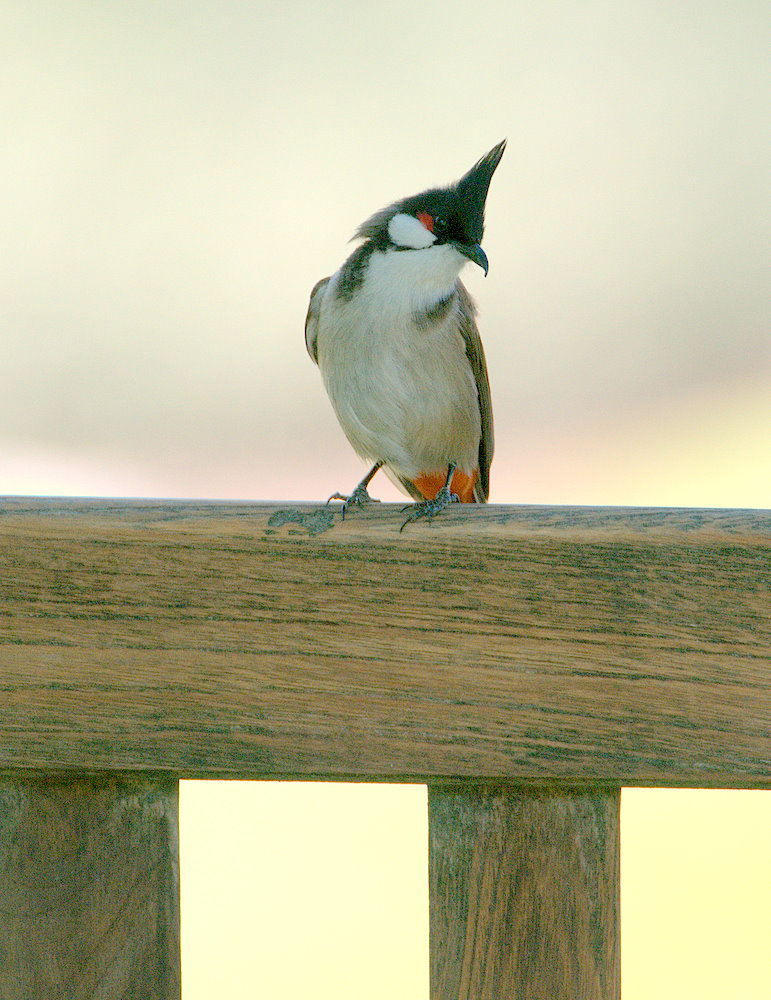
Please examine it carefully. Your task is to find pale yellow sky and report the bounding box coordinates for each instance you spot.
[3,3,770,997]
[178,784,771,1000]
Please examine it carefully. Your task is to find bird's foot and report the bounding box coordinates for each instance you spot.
[326,484,380,520]
[400,485,459,532]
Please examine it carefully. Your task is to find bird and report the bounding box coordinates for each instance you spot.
[305,140,504,529]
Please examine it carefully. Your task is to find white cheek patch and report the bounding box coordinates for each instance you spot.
[387,212,438,249]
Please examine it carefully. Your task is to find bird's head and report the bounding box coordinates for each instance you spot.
[355,140,506,276]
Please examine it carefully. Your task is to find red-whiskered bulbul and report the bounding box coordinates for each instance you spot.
[305,140,504,528]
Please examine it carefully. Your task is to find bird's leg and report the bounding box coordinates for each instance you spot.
[400,462,460,532]
[327,461,384,519]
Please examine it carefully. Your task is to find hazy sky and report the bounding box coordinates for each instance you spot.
[3,1,770,506]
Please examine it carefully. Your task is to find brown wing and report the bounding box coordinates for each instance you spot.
[457,281,494,501]
[304,276,330,364]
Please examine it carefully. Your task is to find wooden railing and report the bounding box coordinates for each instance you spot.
[1,499,769,998]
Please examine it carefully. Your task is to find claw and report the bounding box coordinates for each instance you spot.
[326,461,384,520]
[400,485,459,532]
[326,484,380,520]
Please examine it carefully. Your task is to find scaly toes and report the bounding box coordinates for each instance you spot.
[327,485,380,520]
[400,487,459,532]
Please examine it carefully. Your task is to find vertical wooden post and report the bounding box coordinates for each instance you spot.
[429,785,620,1000]
[0,774,180,1000]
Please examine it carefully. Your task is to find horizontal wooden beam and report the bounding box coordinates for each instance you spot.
[1,499,769,785]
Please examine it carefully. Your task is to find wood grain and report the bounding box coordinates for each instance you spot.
[0,774,180,998]
[429,785,620,1000]
[1,499,770,785]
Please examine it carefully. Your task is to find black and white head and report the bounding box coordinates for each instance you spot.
[356,140,506,277]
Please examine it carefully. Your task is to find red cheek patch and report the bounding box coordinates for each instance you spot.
[416,210,435,233]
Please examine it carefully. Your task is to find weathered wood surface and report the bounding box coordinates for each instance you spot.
[429,785,620,1000]
[1,499,769,785]
[0,774,180,999]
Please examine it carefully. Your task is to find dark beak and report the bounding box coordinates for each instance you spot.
[453,241,489,275]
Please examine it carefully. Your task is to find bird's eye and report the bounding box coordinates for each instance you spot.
[433,215,447,232]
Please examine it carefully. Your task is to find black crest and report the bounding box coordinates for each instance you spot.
[354,139,506,250]
[453,139,506,245]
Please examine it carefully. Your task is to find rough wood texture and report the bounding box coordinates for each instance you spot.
[0,774,180,999]
[429,785,620,1000]
[1,499,770,785]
